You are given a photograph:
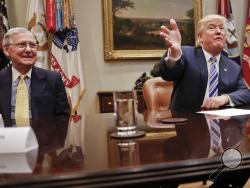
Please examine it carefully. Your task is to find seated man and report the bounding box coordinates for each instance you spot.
[0,27,70,126]
[159,14,250,110]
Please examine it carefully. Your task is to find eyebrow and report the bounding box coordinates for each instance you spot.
[207,23,224,27]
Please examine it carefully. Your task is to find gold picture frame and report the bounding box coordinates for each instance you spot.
[102,0,202,60]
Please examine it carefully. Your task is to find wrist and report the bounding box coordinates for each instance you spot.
[164,49,182,64]
[169,47,181,58]
[221,94,234,106]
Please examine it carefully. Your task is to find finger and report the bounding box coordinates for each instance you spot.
[202,98,215,109]
[170,19,178,31]
[201,103,209,109]
[213,102,221,109]
[210,100,221,109]
[165,40,173,48]
[210,97,222,109]
[159,33,172,47]
[164,36,173,47]
[201,98,209,109]
[208,100,217,109]
[159,31,168,38]
[160,25,170,34]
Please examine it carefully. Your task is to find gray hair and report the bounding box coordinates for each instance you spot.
[2,27,37,47]
[195,14,227,47]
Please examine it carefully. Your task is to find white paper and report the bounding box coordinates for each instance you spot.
[0,127,38,153]
[0,149,38,173]
[197,108,250,117]
[0,114,4,128]
[0,127,39,173]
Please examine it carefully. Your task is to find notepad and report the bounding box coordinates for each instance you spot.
[198,108,250,117]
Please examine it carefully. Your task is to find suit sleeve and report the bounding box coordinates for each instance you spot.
[159,50,186,81]
[228,75,250,106]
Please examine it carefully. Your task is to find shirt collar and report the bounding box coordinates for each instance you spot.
[202,49,221,64]
[12,64,32,82]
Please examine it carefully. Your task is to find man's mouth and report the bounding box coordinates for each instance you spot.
[22,56,34,59]
[214,36,223,41]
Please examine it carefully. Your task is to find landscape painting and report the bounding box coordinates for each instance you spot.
[102,0,201,60]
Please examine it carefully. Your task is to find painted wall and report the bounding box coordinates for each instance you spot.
[6,0,248,115]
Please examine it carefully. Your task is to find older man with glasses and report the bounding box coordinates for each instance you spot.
[0,27,70,126]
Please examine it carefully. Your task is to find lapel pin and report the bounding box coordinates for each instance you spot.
[224,68,228,72]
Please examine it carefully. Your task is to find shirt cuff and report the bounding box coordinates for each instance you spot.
[224,94,235,107]
[164,49,182,63]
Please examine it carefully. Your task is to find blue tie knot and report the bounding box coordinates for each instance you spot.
[210,57,217,64]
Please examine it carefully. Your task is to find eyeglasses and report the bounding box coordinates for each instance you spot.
[8,42,37,49]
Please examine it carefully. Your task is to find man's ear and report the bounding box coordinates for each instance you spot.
[198,34,203,44]
[2,46,9,57]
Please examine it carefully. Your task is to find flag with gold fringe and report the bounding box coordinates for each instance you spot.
[26,0,49,69]
[47,0,85,121]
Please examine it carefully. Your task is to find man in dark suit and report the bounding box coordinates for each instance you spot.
[159,14,250,110]
[0,27,70,123]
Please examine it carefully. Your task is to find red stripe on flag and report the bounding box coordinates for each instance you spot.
[218,0,231,18]
[51,54,80,88]
[242,0,250,87]
[218,0,225,16]
[46,0,56,32]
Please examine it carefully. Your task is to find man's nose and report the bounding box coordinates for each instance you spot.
[215,26,223,34]
[24,44,32,51]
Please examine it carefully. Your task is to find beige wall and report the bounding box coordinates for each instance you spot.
[6,0,248,116]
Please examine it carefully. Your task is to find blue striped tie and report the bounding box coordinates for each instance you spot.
[209,57,218,97]
[210,119,221,152]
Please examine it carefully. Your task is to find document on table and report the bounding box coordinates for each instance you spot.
[197,108,250,117]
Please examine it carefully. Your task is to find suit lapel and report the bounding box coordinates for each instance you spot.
[218,56,229,94]
[195,48,208,104]
[0,68,12,119]
[31,67,47,118]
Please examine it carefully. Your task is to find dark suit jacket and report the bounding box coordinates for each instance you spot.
[220,117,245,149]
[0,66,70,120]
[159,46,250,110]
[166,110,211,160]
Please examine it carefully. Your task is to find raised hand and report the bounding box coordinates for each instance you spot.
[160,19,182,58]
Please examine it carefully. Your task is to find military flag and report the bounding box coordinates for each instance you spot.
[48,0,85,119]
[26,0,49,69]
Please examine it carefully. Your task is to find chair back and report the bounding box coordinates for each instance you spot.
[143,77,173,111]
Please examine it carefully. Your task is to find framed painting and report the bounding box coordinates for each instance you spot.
[102,0,202,60]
